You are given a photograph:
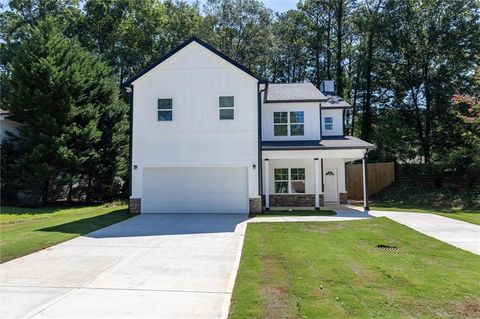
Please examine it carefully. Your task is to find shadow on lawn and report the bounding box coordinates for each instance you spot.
[38,209,131,236]
[249,210,337,217]
[1,203,106,216]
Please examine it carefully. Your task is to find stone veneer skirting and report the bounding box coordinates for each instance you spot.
[129,198,141,214]
[264,194,325,207]
[249,198,262,214]
[339,192,348,204]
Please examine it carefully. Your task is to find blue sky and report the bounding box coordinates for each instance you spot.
[189,0,298,13]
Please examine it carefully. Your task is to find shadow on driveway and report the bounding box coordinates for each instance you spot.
[41,213,249,238]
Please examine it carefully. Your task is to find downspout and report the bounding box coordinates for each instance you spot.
[258,81,267,210]
[319,103,323,140]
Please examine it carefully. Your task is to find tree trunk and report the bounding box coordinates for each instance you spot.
[42,179,50,204]
[351,69,360,136]
[335,0,344,96]
[423,62,431,162]
[326,7,332,79]
[67,180,73,203]
[361,31,373,142]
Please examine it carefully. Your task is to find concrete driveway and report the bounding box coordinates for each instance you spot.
[0,214,248,319]
[369,210,480,255]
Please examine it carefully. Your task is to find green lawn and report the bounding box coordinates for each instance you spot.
[250,210,336,217]
[0,203,132,263]
[229,218,480,319]
[363,202,480,225]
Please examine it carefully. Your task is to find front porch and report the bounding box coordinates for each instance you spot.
[262,148,370,210]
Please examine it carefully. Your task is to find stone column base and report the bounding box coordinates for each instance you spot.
[129,198,141,214]
[339,192,348,204]
[319,194,325,207]
[249,198,262,214]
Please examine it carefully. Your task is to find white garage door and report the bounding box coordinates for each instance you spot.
[142,167,248,213]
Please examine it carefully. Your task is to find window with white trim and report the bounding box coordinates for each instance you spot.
[324,116,333,130]
[273,111,304,136]
[274,168,306,194]
[219,96,234,120]
[158,98,172,121]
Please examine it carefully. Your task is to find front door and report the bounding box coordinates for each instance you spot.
[324,169,338,203]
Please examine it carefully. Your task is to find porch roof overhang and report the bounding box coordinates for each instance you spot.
[262,136,376,151]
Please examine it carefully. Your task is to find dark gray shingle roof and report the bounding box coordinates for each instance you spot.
[264,83,328,103]
[322,92,351,108]
[262,136,375,150]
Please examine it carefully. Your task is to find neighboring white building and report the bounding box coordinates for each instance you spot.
[0,109,18,141]
[125,38,375,214]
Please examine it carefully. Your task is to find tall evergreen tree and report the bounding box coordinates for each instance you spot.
[3,17,127,204]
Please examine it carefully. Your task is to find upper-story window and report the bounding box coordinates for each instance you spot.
[324,116,333,131]
[274,111,304,136]
[158,98,173,121]
[219,96,234,120]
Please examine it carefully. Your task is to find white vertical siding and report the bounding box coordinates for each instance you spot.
[131,42,259,199]
[321,109,344,136]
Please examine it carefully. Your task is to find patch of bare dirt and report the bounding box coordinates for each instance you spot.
[455,299,480,318]
[261,284,298,319]
[301,223,347,234]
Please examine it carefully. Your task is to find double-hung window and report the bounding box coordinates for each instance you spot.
[219,96,234,120]
[274,168,306,194]
[158,98,173,121]
[273,111,304,136]
[324,116,333,131]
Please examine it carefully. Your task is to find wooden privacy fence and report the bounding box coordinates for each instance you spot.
[346,162,395,200]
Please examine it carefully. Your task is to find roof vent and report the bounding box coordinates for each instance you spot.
[320,80,335,93]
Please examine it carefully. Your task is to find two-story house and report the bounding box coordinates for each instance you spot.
[124,38,375,214]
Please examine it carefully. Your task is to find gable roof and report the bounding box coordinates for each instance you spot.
[264,83,328,103]
[123,37,258,87]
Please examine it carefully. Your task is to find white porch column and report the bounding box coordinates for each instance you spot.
[264,159,270,210]
[362,152,369,211]
[314,158,320,210]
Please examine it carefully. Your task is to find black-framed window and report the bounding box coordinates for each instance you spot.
[273,111,304,136]
[274,168,306,194]
[273,112,288,136]
[324,116,333,130]
[158,98,172,121]
[274,168,288,193]
[219,96,234,120]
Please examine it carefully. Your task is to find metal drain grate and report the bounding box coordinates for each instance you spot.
[377,244,399,252]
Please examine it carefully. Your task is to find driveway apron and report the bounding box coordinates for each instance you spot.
[0,214,248,319]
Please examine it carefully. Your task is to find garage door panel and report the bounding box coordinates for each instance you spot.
[143,167,248,213]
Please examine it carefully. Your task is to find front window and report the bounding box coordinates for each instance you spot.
[324,116,333,130]
[290,168,306,193]
[158,98,172,121]
[274,168,305,194]
[273,111,304,136]
[274,168,288,193]
[219,96,234,120]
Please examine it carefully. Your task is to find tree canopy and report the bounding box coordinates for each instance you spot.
[1,0,479,202]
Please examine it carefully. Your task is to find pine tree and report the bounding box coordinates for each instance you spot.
[3,17,127,204]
